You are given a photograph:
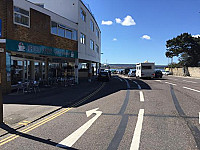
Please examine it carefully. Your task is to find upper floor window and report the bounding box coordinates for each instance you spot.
[95,44,99,53]
[80,9,86,22]
[90,40,94,50]
[14,6,30,27]
[80,33,86,44]
[51,21,77,40]
[90,20,94,31]
[96,28,99,38]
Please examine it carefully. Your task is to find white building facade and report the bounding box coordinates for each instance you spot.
[29,0,101,65]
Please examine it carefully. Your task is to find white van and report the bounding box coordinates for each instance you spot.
[136,62,155,78]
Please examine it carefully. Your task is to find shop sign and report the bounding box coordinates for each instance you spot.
[0,19,2,37]
[6,39,78,58]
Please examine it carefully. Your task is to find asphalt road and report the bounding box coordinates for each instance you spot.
[0,75,199,150]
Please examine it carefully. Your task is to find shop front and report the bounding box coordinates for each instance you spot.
[5,39,78,92]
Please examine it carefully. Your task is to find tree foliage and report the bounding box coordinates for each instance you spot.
[165,33,200,67]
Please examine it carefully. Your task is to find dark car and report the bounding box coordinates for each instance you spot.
[155,70,163,78]
[98,71,110,81]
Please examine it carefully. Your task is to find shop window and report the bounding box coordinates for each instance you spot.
[95,44,99,53]
[51,21,58,34]
[80,33,86,44]
[14,6,30,27]
[90,20,94,31]
[90,39,94,50]
[80,8,86,22]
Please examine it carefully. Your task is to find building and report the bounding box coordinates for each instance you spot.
[0,0,101,93]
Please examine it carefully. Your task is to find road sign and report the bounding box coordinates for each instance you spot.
[0,19,2,37]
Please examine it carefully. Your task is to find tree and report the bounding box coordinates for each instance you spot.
[165,33,200,67]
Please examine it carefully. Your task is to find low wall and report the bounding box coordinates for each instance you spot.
[172,67,200,78]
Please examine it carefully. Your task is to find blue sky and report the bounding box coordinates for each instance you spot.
[83,0,200,65]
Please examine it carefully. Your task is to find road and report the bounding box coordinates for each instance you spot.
[0,75,200,150]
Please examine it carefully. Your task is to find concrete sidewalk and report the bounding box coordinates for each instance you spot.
[0,77,103,136]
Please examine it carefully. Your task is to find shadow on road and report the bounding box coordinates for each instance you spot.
[0,123,78,150]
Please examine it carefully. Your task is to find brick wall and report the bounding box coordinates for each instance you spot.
[6,4,78,51]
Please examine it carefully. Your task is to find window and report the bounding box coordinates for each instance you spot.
[90,20,94,31]
[58,27,65,38]
[142,66,152,69]
[80,33,86,44]
[51,21,77,40]
[14,6,30,27]
[90,40,94,50]
[80,9,86,22]
[95,44,99,53]
[65,30,72,39]
[96,28,99,38]
[51,21,58,34]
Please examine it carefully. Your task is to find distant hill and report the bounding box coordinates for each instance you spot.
[101,64,167,69]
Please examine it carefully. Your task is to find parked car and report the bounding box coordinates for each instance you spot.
[128,70,136,77]
[162,70,172,75]
[98,71,110,81]
[155,70,163,78]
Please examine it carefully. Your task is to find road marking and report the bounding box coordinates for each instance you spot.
[183,87,200,93]
[0,83,106,146]
[139,91,144,102]
[133,81,141,89]
[130,109,144,150]
[56,108,102,148]
[165,82,176,86]
[183,80,197,84]
[124,79,130,88]
[18,120,31,126]
[155,80,162,82]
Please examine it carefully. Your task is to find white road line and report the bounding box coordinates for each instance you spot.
[130,109,144,150]
[133,81,142,89]
[155,80,162,82]
[182,80,197,84]
[139,91,144,102]
[165,82,176,86]
[183,87,200,93]
[56,108,102,148]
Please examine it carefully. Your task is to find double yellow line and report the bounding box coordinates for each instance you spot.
[0,82,105,146]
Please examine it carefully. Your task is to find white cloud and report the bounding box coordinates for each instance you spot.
[113,38,117,41]
[101,20,113,25]
[192,34,200,38]
[115,18,122,24]
[121,15,136,26]
[141,35,151,40]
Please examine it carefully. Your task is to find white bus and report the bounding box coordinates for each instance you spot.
[136,62,155,78]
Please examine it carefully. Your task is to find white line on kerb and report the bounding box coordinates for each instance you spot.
[183,87,200,93]
[165,82,176,86]
[140,91,144,102]
[130,109,144,150]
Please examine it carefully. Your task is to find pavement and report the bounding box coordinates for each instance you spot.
[0,77,103,136]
